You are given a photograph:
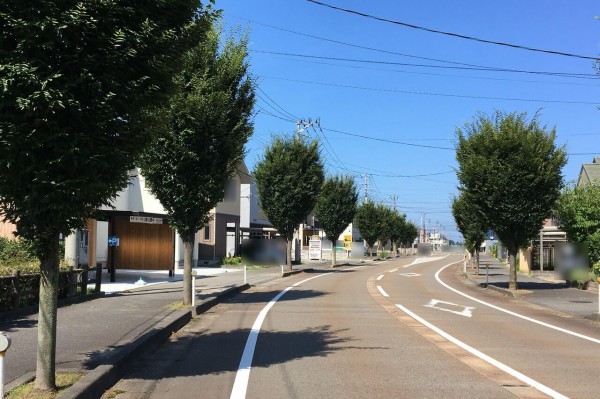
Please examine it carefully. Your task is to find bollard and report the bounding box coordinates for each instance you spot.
[244,265,247,285]
[0,332,11,398]
[191,270,197,307]
[486,264,489,287]
[95,262,102,293]
[281,265,284,275]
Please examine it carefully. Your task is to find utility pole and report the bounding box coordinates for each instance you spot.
[390,195,398,211]
[363,173,369,204]
[296,118,320,138]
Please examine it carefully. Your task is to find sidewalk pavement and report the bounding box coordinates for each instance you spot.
[464,256,599,318]
[1,261,336,390]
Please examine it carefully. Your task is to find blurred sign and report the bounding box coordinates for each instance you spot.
[343,234,352,250]
[129,216,163,224]
[108,236,119,247]
[309,239,322,260]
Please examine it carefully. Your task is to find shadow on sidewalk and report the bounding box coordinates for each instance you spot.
[488,281,568,290]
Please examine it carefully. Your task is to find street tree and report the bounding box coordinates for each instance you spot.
[0,1,204,390]
[399,221,418,255]
[389,210,407,257]
[315,176,358,267]
[140,22,255,306]
[254,136,324,271]
[355,201,381,259]
[376,204,394,257]
[455,111,567,289]
[555,183,600,265]
[452,193,487,269]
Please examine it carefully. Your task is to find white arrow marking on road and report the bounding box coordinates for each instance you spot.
[395,303,569,399]
[399,272,421,277]
[404,255,449,267]
[377,285,389,297]
[424,299,474,317]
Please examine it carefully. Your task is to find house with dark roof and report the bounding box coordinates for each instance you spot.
[578,156,600,186]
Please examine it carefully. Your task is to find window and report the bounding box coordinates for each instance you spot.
[204,225,210,241]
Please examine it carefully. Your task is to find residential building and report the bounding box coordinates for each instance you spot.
[577,156,600,186]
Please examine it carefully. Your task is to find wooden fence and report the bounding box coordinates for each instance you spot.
[0,263,102,312]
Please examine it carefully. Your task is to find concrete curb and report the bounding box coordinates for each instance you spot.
[0,291,105,323]
[476,282,519,298]
[59,284,250,399]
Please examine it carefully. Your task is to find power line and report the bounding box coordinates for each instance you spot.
[256,87,299,120]
[307,0,600,61]
[253,50,598,79]
[228,13,595,77]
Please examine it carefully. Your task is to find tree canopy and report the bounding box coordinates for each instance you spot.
[315,176,358,267]
[355,201,381,258]
[555,183,600,265]
[254,136,324,270]
[0,0,207,390]
[455,111,567,289]
[451,193,487,255]
[140,21,255,304]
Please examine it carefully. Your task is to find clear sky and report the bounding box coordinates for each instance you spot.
[219,0,600,242]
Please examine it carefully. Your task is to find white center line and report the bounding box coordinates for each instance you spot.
[377,285,389,297]
[435,262,600,345]
[377,275,384,281]
[395,303,568,399]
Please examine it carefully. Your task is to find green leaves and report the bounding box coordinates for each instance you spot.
[452,193,487,253]
[254,136,324,241]
[555,183,600,264]
[315,176,358,243]
[140,20,255,238]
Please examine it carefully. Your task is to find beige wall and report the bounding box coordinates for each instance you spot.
[519,247,532,273]
[0,220,16,239]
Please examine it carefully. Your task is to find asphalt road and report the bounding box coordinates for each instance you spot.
[106,255,600,399]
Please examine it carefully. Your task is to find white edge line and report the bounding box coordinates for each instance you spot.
[395,303,568,399]
[435,262,600,345]
[377,275,384,281]
[404,254,450,268]
[231,266,363,398]
[377,285,389,297]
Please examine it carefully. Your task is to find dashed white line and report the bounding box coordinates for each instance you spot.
[388,268,398,273]
[395,303,568,399]
[377,285,389,297]
[435,262,600,345]
[377,275,384,281]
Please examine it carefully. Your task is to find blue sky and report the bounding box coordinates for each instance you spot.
[219,0,600,242]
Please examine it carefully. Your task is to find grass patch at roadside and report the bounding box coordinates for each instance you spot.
[166,301,187,310]
[6,372,83,399]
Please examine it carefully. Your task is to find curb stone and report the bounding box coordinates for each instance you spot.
[59,284,249,399]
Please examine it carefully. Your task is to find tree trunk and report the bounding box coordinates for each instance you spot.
[286,237,293,271]
[369,245,373,260]
[392,242,397,257]
[331,239,336,268]
[508,247,518,290]
[182,232,194,306]
[35,234,60,391]
[475,250,480,275]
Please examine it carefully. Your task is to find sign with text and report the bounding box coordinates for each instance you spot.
[309,239,322,260]
[129,216,163,225]
[108,236,120,247]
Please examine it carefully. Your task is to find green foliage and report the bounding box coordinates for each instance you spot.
[451,193,487,254]
[592,260,600,278]
[222,256,242,266]
[315,176,358,244]
[0,0,206,251]
[0,237,37,266]
[555,183,600,265]
[567,268,595,289]
[379,250,388,259]
[455,111,566,288]
[376,204,394,249]
[400,221,419,248]
[254,136,324,242]
[140,21,255,239]
[355,201,380,249]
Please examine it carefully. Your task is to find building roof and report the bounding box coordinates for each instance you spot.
[577,156,600,186]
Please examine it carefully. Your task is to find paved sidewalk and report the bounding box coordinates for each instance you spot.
[465,256,599,318]
[1,262,328,386]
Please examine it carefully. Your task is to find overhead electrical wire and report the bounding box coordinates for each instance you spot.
[227,13,595,77]
[253,50,598,79]
[307,0,600,61]
[260,75,600,106]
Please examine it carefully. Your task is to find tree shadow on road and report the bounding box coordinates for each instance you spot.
[224,288,328,304]
[105,325,388,382]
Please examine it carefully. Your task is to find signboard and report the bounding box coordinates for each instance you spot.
[129,216,163,224]
[108,236,120,247]
[343,233,352,250]
[309,239,322,260]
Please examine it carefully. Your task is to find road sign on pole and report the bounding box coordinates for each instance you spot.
[108,236,119,247]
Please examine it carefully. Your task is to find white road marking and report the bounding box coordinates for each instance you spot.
[377,275,384,281]
[404,254,449,267]
[377,285,389,297]
[424,299,474,317]
[435,262,600,345]
[231,271,338,398]
[399,272,421,277]
[388,268,399,273]
[395,303,569,399]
